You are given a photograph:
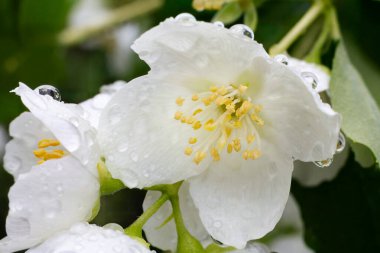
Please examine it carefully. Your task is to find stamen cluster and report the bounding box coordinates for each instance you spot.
[33,139,65,164]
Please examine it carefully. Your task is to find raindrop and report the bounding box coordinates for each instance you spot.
[230,24,254,40]
[213,220,222,228]
[117,142,128,153]
[130,152,139,162]
[313,157,333,168]
[4,156,22,174]
[69,117,79,127]
[213,21,224,28]
[7,216,31,237]
[103,223,124,232]
[336,132,346,153]
[175,13,196,26]
[301,71,318,89]
[35,85,61,101]
[274,54,289,65]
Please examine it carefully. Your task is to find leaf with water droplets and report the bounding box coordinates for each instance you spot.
[212,2,242,25]
[330,43,380,167]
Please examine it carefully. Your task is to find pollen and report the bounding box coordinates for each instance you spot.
[34,139,66,165]
[176,97,185,106]
[38,139,60,148]
[173,83,264,165]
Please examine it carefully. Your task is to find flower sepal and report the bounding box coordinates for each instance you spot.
[97,159,125,195]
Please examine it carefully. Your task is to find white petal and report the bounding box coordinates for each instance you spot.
[231,242,271,253]
[3,112,54,177]
[13,83,99,175]
[26,222,153,253]
[0,124,8,158]
[270,234,313,253]
[98,76,209,188]
[286,56,330,92]
[143,183,210,251]
[189,143,293,248]
[132,17,268,87]
[0,156,99,252]
[80,81,126,129]
[250,57,341,162]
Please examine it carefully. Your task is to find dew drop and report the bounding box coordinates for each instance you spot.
[69,117,79,127]
[301,71,318,89]
[35,85,61,101]
[4,156,22,174]
[274,54,289,65]
[213,220,222,228]
[213,21,224,28]
[103,223,124,232]
[175,13,196,26]
[130,152,139,162]
[230,24,254,40]
[336,132,346,153]
[313,157,333,168]
[117,142,128,153]
[6,216,31,237]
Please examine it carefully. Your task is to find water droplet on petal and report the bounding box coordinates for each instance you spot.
[103,223,124,232]
[69,117,79,127]
[117,142,128,152]
[35,85,61,101]
[213,220,222,228]
[313,157,333,167]
[175,13,196,26]
[274,54,289,65]
[213,21,224,28]
[6,216,31,237]
[336,132,346,153]
[301,71,318,89]
[230,24,254,40]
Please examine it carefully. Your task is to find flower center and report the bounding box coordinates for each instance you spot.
[33,139,65,165]
[174,84,264,165]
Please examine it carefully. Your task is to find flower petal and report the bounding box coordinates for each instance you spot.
[26,223,153,253]
[98,76,210,188]
[143,183,211,251]
[189,143,293,248]
[3,112,55,177]
[80,81,126,129]
[0,156,99,252]
[132,16,268,88]
[13,83,99,175]
[250,57,341,162]
[231,242,271,253]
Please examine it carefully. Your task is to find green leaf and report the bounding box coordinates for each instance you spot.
[244,3,258,31]
[330,43,380,167]
[292,152,380,253]
[212,2,242,25]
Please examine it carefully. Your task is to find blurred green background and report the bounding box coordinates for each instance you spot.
[0,0,379,252]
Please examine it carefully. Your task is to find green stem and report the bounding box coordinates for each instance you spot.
[170,194,205,253]
[304,9,332,63]
[124,192,169,238]
[58,0,163,46]
[269,0,324,56]
[330,7,341,40]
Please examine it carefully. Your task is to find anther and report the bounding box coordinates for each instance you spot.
[194,151,206,164]
[174,111,183,120]
[176,97,185,106]
[38,139,60,148]
[184,147,193,156]
[189,137,197,144]
[192,94,199,101]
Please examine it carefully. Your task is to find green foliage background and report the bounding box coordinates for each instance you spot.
[0,0,379,252]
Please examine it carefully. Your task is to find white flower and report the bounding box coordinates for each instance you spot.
[231,242,271,253]
[0,125,8,158]
[98,15,341,248]
[26,222,154,253]
[80,81,126,129]
[0,83,99,252]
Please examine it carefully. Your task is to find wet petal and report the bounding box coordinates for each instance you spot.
[26,223,153,253]
[189,143,293,248]
[98,76,209,188]
[250,58,340,162]
[0,156,99,252]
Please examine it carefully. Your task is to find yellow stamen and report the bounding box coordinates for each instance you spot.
[209,85,218,92]
[194,151,206,165]
[227,144,233,153]
[193,121,202,130]
[247,134,255,144]
[176,97,185,106]
[44,150,65,160]
[38,139,60,148]
[204,119,216,131]
[193,108,203,116]
[33,149,47,159]
[192,94,199,101]
[184,147,193,156]
[189,137,197,144]
[239,85,248,93]
[174,111,183,120]
[37,160,45,165]
[233,139,241,152]
[251,114,264,126]
[211,148,220,161]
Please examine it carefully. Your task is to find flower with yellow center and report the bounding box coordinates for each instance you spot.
[98,14,341,248]
[1,83,99,253]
